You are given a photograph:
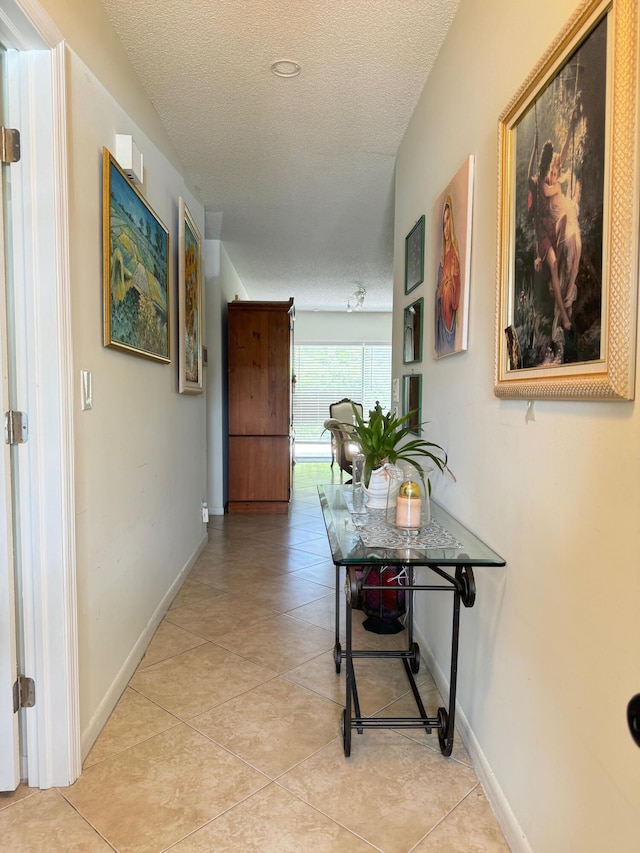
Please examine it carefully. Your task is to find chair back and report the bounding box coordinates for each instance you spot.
[323,417,361,478]
[329,397,363,425]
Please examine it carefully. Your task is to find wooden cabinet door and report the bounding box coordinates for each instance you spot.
[228,303,291,436]
[228,437,290,506]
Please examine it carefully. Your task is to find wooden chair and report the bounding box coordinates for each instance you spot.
[323,398,363,481]
[329,397,363,425]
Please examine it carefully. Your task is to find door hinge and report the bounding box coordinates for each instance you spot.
[4,410,28,445]
[13,676,35,712]
[0,128,20,164]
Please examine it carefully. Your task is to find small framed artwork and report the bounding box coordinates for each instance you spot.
[178,198,204,394]
[495,0,639,400]
[402,374,422,434]
[405,215,425,295]
[102,148,170,362]
[404,297,423,364]
[434,155,474,359]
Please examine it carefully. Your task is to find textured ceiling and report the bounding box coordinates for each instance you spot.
[100,0,460,311]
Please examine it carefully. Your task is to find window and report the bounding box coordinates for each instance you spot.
[293,344,392,442]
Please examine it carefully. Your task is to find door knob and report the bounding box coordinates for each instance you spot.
[627,693,640,747]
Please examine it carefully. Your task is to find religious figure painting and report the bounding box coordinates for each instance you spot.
[178,198,204,394]
[433,155,474,359]
[495,0,639,400]
[510,13,607,372]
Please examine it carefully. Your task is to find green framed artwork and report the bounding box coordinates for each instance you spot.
[403,374,422,434]
[405,215,425,294]
[102,147,170,362]
[404,297,423,364]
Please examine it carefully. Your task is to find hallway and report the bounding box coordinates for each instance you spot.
[0,463,508,852]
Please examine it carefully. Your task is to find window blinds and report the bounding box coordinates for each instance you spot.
[292,344,392,442]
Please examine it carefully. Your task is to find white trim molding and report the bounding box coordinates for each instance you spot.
[8,39,80,786]
[416,624,532,853]
[0,0,62,50]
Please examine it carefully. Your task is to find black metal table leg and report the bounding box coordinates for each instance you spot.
[437,564,475,756]
[342,574,354,756]
[438,585,460,757]
[334,563,342,673]
[338,563,478,758]
[456,563,476,608]
[405,572,420,674]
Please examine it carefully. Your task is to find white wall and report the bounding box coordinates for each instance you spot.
[204,242,249,514]
[38,0,184,173]
[394,0,640,850]
[35,0,209,755]
[295,311,392,343]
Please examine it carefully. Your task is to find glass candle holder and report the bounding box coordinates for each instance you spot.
[386,465,430,529]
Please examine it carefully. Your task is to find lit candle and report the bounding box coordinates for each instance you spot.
[395,495,422,527]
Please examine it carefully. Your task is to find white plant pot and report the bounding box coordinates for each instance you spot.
[363,464,400,509]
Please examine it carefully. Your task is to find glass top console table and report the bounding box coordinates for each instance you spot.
[318,484,505,757]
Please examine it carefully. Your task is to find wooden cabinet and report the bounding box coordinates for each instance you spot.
[227,298,293,513]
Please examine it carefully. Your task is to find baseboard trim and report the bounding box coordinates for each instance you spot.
[415,623,532,853]
[79,532,208,762]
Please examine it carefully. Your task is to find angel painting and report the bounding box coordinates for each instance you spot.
[511,15,607,368]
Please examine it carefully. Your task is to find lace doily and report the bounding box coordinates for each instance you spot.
[352,507,462,550]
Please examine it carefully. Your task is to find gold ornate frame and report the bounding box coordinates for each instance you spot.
[103,148,170,362]
[495,0,639,400]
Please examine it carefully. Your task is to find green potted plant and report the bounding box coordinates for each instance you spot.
[345,401,450,502]
[343,402,452,632]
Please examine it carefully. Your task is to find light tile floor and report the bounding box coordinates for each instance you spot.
[0,462,509,852]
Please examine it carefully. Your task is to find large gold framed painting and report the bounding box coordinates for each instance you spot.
[495,0,639,400]
[103,148,170,362]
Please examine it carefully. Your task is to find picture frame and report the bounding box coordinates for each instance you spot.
[405,215,425,294]
[402,374,422,434]
[404,297,424,364]
[434,155,474,359]
[178,198,204,394]
[103,148,170,362]
[495,0,639,400]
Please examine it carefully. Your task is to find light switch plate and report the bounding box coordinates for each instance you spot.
[81,370,92,411]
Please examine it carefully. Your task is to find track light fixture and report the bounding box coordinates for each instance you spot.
[346,283,366,312]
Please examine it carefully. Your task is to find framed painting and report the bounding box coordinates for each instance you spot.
[495,0,639,400]
[402,374,422,434]
[404,297,423,364]
[103,148,170,362]
[434,155,474,359]
[178,198,204,394]
[405,215,425,295]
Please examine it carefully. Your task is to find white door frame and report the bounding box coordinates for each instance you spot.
[0,52,20,790]
[2,0,80,788]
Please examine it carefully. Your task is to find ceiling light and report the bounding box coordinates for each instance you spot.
[271,59,301,78]
[346,283,366,313]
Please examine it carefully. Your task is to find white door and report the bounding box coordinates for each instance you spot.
[0,48,20,791]
[0,7,80,790]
